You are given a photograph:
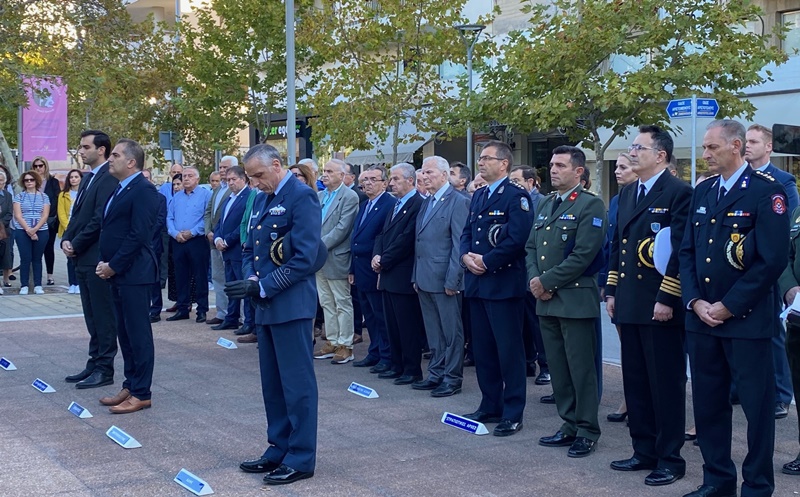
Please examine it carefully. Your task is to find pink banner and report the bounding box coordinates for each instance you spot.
[22,78,68,162]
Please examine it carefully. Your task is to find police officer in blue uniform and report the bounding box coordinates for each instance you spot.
[226,144,327,486]
[678,120,789,497]
[460,140,534,436]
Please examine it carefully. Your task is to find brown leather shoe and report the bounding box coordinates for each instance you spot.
[237,333,258,343]
[99,388,130,406]
[109,395,152,414]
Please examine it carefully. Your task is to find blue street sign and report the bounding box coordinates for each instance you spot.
[667,98,693,119]
[696,99,719,118]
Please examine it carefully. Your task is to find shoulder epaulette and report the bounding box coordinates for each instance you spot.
[582,189,597,196]
[753,170,776,182]
[509,181,526,190]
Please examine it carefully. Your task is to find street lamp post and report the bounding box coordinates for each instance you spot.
[455,24,485,173]
[286,0,296,164]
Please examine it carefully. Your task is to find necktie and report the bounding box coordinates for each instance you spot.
[551,196,563,215]
[75,171,94,205]
[718,186,727,201]
[637,184,646,205]
[360,200,373,226]
[104,184,122,217]
[422,197,436,224]
[391,199,401,220]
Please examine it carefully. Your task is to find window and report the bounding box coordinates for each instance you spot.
[783,11,800,56]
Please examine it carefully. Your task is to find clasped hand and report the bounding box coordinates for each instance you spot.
[225,279,261,299]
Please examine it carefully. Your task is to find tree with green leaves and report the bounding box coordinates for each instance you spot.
[172,0,292,170]
[299,0,480,165]
[473,0,787,195]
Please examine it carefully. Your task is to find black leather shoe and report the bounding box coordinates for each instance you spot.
[782,457,800,475]
[195,312,207,323]
[607,411,628,422]
[369,363,391,374]
[206,317,224,325]
[263,464,314,485]
[567,437,596,458]
[411,378,441,390]
[539,430,576,447]
[645,468,684,486]
[211,321,239,331]
[431,383,462,398]
[540,394,555,404]
[493,420,523,437]
[352,357,379,368]
[393,375,421,385]
[75,371,113,389]
[149,315,161,323]
[377,370,402,379]
[65,368,93,383]
[461,410,502,424]
[239,457,281,473]
[166,312,190,321]
[534,371,551,385]
[235,324,254,336]
[610,457,656,472]
[682,484,737,497]
[776,401,789,419]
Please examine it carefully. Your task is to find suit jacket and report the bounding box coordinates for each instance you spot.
[98,174,159,286]
[678,167,789,339]
[62,163,120,267]
[350,192,396,292]
[318,186,359,279]
[205,185,233,236]
[525,185,606,318]
[152,193,167,257]
[242,174,327,325]
[350,183,368,204]
[413,185,469,293]
[461,177,534,300]
[374,192,424,294]
[778,206,800,300]
[606,171,692,325]
[762,163,798,211]
[213,186,250,262]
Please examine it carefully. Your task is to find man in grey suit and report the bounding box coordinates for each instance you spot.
[313,159,360,364]
[412,155,470,397]
[205,156,235,327]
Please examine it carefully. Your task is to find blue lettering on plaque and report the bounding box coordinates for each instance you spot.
[33,379,46,390]
[109,427,130,444]
[69,403,84,416]
[177,471,205,492]
[0,357,10,368]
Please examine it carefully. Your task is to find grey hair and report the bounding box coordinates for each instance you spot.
[220,155,239,167]
[390,163,416,180]
[0,170,6,182]
[707,119,746,156]
[243,144,283,167]
[183,166,200,177]
[366,164,387,181]
[299,158,318,169]
[422,155,449,174]
[326,158,348,173]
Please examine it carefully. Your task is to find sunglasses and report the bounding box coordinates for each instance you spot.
[23,178,35,182]
[32,163,45,168]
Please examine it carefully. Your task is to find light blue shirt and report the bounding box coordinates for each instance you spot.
[320,183,343,220]
[104,172,141,216]
[395,188,417,212]
[274,170,292,196]
[718,163,749,197]
[158,181,173,198]
[636,168,666,198]
[486,176,507,198]
[167,186,212,238]
[212,183,229,213]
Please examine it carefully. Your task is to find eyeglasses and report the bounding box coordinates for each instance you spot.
[292,172,303,178]
[628,144,658,153]
[478,155,504,162]
[23,178,35,183]
[360,178,385,184]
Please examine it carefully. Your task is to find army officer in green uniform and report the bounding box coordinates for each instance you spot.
[525,145,607,458]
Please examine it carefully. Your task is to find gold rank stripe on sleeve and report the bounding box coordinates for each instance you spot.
[659,277,682,297]
[606,270,619,287]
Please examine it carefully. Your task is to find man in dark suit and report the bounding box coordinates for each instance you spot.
[460,141,535,437]
[212,166,250,333]
[344,162,367,343]
[606,126,692,486]
[745,123,797,420]
[372,163,425,385]
[142,169,166,323]
[350,166,396,372]
[345,162,368,204]
[62,130,119,389]
[413,157,469,396]
[225,144,326,486]
[679,120,789,497]
[205,156,235,326]
[95,139,159,414]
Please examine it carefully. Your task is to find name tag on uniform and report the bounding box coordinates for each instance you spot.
[649,207,669,214]
[559,214,576,221]
[269,205,286,216]
[696,206,707,214]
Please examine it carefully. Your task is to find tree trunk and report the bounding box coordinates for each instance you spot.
[0,128,21,193]
[593,140,604,199]
[391,118,400,166]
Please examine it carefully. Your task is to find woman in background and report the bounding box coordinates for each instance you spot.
[30,157,60,286]
[289,163,318,191]
[0,169,12,294]
[1,163,15,286]
[12,170,50,295]
[57,169,82,293]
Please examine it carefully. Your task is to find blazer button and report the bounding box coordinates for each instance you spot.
[706,258,711,263]
[708,239,713,244]
[637,262,642,267]
[637,275,642,280]
[540,256,545,260]
[621,250,626,255]
[273,224,278,228]
[478,215,482,219]
[477,228,481,232]
[711,219,716,224]
[621,262,626,267]
[620,273,626,278]
[733,223,738,228]
[695,222,699,226]
[622,238,627,244]
[255,256,259,261]
[476,241,480,245]
[256,241,260,245]
[575,282,579,287]
[257,225,261,230]
[543,241,548,246]
[704,277,710,283]
[546,226,551,230]
[256,271,260,276]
